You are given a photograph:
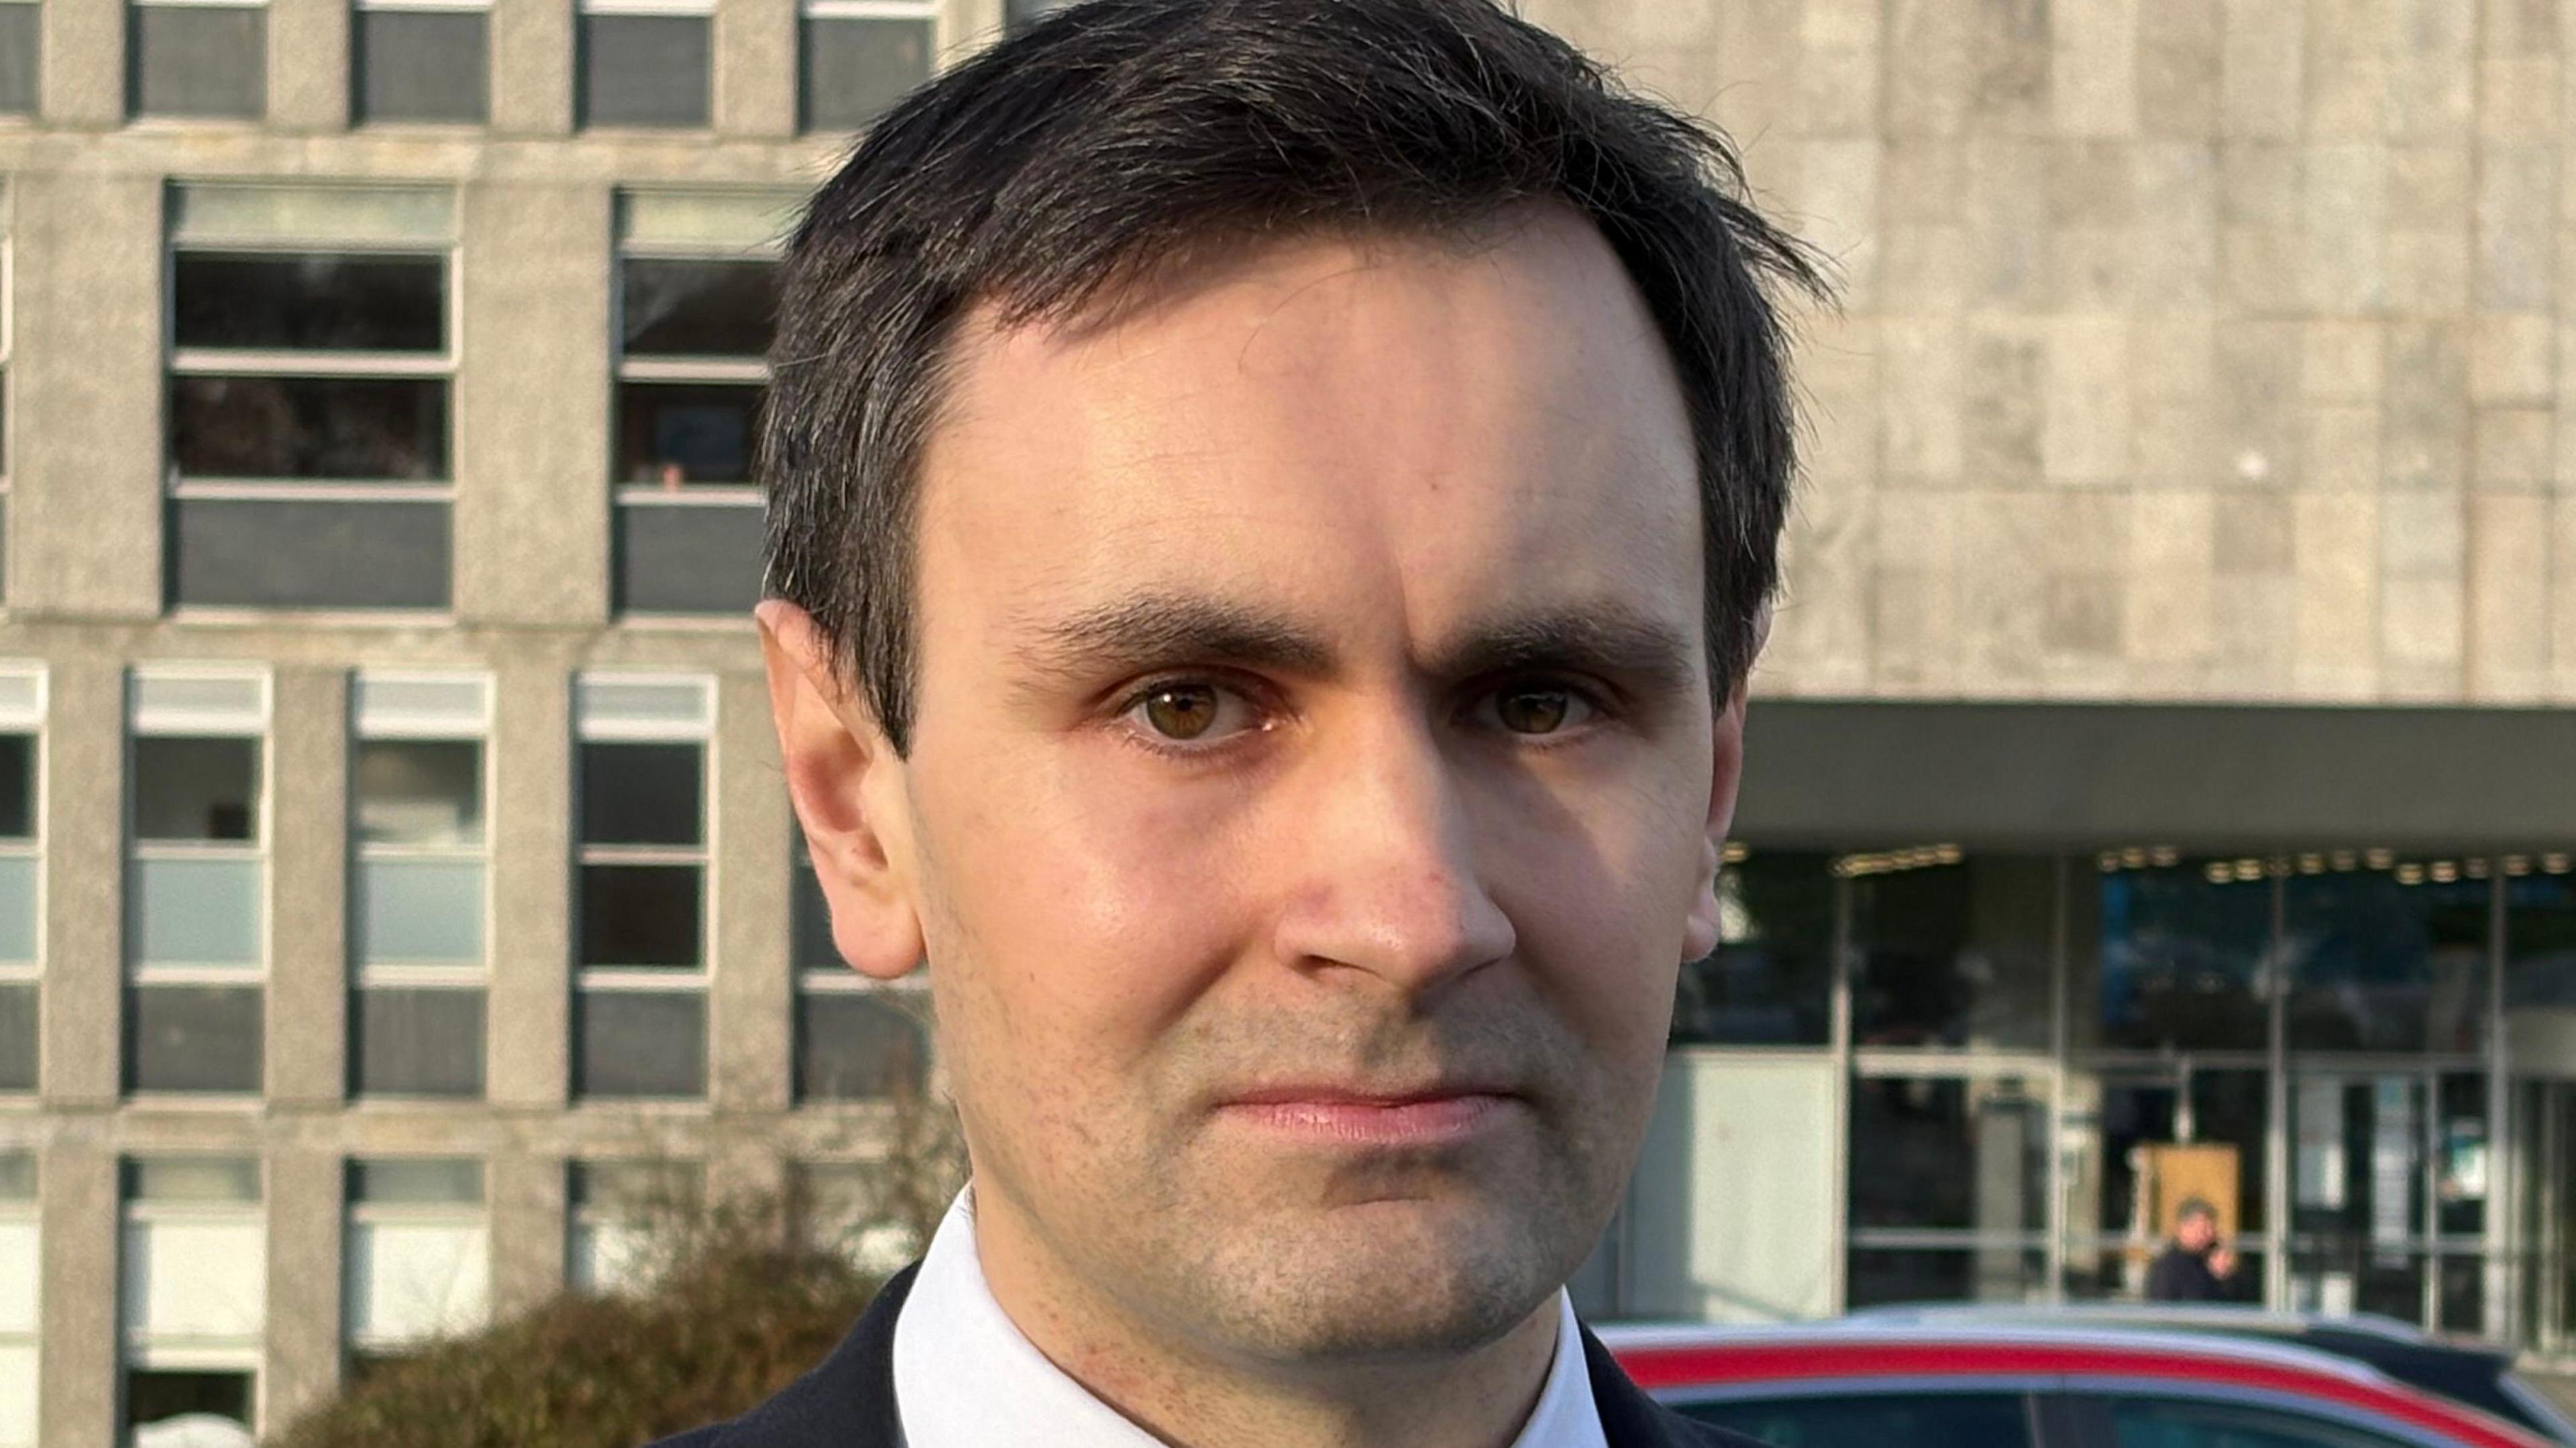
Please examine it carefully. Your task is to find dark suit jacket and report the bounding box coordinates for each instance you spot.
[650,1264,1766,1447]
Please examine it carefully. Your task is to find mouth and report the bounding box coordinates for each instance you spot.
[1212,1085,1524,1147]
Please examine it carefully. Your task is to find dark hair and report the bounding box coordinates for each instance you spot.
[764,0,1824,753]
[2177,1197,2218,1224]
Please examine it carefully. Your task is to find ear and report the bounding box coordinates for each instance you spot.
[759,600,924,982]
[1680,601,1766,960]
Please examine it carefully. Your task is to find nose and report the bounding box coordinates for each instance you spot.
[1269,712,1516,997]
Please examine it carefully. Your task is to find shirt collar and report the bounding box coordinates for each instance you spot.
[891,1188,1607,1448]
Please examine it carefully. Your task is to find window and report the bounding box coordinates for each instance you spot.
[2095,1394,2416,1448]
[568,1160,696,1294]
[166,182,458,612]
[2284,865,2490,1053]
[1003,0,1075,34]
[0,3,35,115]
[121,1158,262,1441]
[794,832,928,1102]
[0,183,13,601]
[793,1161,922,1274]
[1851,851,2056,1051]
[353,0,489,125]
[2078,856,2273,1052]
[1678,1390,2036,1448]
[0,669,38,1095]
[0,1154,33,1448]
[129,0,266,119]
[125,670,268,1095]
[573,675,711,1099]
[345,1159,488,1359]
[612,190,795,614]
[1847,1074,2052,1307]
[1672,846,1832,1046]
[578,0,710,129]
[350,673,488,1097]
[800,1,933,132]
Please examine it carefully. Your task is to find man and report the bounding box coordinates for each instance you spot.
[662,0,1819,1443]
[2145,1199,2234,1303]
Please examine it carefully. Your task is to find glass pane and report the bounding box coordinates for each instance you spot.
[0,983,32,1093]
[356,740,483,847]
[1851,854,2055,1050]
[616,381,762,485]
[125,1370,255,1437]
[170,376,449,481]
[2438,1254,2485,1335]
[131,857,262,967]
[2435,1073,2487,1237]
[125,984,263,1093]
[2507,867,2576,1007]
[0,734,32,839]
[1846,1247,2048,1308]
[793,852,837,972]
[1680,1392,2036,1448]
[0,1151,30,1199]
[800,16,932,132]
[2068,1068,2269,1243]
[170,496,453,610]
[130,856,263,972]
[174,254,446,353]
[0,856,34,964]
[574,989,706,1098]
[1673,848,1831,1046]
[0,7,35,114]
[614,499,765,615]
[2285,867,2489,1053]
[578,14,710,129]
[796,993,928,1102]
[133,736,260,842]
[354,9,488,124]
[125,1156,260,1202]
[578,864,702,968]
[350,1158,482,1205]
[129,6,264,119]
[2082,859,2272,1052]
[355,859,484,965]
[620,259,777,357]
[174,182,454,248]
[351,987,483,1097]
[2291,1075,2430,1320]
[1849,1076,2047,1234]
[580,742,702,846]
[2104,1396,2418,1448]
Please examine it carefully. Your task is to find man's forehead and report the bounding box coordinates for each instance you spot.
[910,207,1705,666]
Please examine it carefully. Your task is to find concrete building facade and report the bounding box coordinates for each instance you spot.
[1,0,2575,1443]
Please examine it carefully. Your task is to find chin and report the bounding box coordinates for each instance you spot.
[1176,1194,1579,1363]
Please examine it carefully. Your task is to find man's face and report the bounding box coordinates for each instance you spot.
[823,209,1739,1366]
[2178,1211,2218,1252]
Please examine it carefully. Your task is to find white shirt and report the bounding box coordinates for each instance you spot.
[892,1188,1609,1448]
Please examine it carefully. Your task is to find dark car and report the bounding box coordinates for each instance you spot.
[1849,1304,2576,1445]
[1599,1321,2559,1448]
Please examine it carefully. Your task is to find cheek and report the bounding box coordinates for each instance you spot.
[913,744,1261,1080]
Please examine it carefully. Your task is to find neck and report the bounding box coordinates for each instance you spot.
[968,1182,1564,1448]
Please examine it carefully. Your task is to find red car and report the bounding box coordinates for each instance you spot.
[1597,1321,2561,1448]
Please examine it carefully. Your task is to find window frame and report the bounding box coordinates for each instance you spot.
[576,0,716,132]
[0,668,44,1096]
[796,0,939,133]
[343,1156,490,1353]
[127,0,270,123]
[123,667,271,1099]
[610,190,797,614]
[163,182,461,619]
[119,1156,266,1416]
[349,0,492,129]
[348,671,491,1098]
[572,673,714,1099]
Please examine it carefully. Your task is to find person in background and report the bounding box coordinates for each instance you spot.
[2145,1198,2235,1302]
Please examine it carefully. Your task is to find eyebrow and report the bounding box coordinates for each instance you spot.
[1018,592,1699,697]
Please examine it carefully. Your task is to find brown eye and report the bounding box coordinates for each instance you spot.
[1493,687,1574,735]
[1141,684,1221,740]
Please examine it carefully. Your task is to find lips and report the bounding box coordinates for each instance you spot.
[1213,1084,1523,1146]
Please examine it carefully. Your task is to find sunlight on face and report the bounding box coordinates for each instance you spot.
[900,209,1731,1366]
